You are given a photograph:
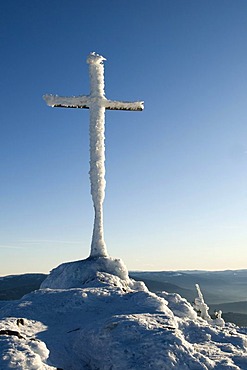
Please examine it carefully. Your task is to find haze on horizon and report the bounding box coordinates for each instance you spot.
[0,0,246,276]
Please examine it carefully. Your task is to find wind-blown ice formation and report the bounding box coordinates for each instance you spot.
[193,284,225,327]
[193,283,212,321]
[43,52,144,258]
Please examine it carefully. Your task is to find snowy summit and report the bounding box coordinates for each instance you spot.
[0,257,247,369]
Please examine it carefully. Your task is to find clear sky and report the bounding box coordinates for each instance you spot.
[0,0,247,275]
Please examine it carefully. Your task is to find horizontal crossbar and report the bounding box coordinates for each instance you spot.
[43,94,144,111]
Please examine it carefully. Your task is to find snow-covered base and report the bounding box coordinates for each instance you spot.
[40,256,129,289]
[1,263,247,369]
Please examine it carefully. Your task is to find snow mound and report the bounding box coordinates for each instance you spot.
[1,262,247,369]
[41,256,128,289]
[0,318,56,369]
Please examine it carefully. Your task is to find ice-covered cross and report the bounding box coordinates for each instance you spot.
[43,52,144,258]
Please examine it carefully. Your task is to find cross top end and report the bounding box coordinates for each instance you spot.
[87,52,106,65]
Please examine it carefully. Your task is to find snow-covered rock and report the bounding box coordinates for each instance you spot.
[0,258,247,369]
[40,256,129,289]
[0,318,56,369]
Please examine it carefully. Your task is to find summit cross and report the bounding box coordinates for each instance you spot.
[44,52,144,258]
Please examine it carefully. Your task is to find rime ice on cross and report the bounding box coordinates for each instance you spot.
[44,52,144,258]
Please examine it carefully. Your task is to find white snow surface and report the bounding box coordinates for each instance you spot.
[1,258,247,369]
[40,256,129,289]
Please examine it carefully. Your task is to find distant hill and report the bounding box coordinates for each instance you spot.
[130,270,247,304]
[208,302,247,327]
[0,274,47,300]
[210,301,247,315]
[129,276,196,303]
[221,312,247,327]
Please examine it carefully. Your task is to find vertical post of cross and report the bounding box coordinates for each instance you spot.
[87,53,108,257]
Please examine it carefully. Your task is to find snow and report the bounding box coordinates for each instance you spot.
[87,52,107,258]
[1,258,247,369]
[194,283,213,322]
[0,318,56,369]
[193,284,225,327]
[104,99,144,111]
[43,94,91,109]
[40,256,129,289]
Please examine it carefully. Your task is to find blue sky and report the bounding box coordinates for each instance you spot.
[0,0,247,275]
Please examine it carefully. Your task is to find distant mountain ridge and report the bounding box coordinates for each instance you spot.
[0,273,47,301]
[130,269,247,303]
[210,301,247,315]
